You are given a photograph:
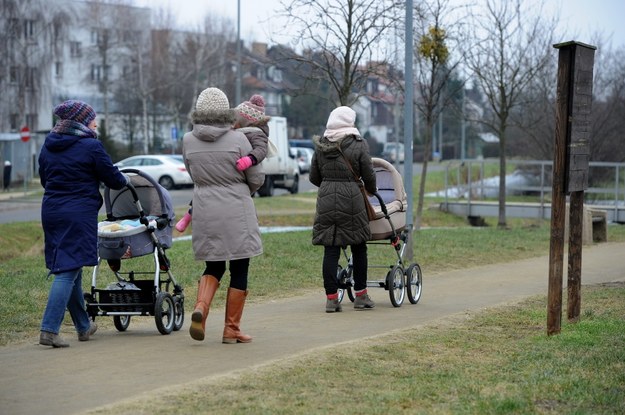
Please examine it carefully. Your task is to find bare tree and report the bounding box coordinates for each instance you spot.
[586,41,625,163]
[277,0,401,106]
[0,0,67,132]
[151,15,233,128]
[412,0,467,230]
[85,0,136,141]
[466,0,555,228]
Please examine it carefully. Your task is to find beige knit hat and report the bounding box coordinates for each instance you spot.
[195,87,230,112]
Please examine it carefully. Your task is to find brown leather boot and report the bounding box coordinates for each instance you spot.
[189,275,219,341]
[222,288,252,344]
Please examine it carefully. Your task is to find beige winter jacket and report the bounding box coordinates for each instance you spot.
[182,112,264,261]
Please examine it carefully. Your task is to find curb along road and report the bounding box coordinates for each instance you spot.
[1,242,624,415]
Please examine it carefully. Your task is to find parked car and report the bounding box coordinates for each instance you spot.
[290,147,314,174]
[114,154,193,190]
[382,142,405,164]
[288,139,315,150]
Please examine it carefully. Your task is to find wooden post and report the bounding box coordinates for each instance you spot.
[567,191,583,322]
[549,41,596,335]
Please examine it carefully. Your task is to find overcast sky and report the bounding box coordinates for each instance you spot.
[134,0,625,48]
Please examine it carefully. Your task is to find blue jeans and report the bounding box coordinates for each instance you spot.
[41,268,91,335]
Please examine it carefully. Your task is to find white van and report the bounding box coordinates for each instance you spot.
[257,116,300,197]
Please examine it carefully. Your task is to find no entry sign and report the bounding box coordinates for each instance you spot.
[20,126,30,142]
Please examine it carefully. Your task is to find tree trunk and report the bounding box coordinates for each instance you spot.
[497,129,507,228]
[415,116,434,230]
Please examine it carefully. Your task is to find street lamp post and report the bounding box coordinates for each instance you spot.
[236,0,242,105]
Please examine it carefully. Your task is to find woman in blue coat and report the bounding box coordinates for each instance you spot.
[38,100,128,348]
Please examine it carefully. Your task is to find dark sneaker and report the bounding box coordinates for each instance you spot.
[78,323,98,341]
[354,294,375,309]
[325,298,342,313]
[39,331,69,348]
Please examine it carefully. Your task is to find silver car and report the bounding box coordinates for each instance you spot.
[290,147,314,174]
[115,154,193,190]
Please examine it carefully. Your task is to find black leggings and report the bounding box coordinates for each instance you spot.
[322,243,367,295]
[203,258,250,291]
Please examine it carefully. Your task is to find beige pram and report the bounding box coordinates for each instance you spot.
[337,157,422,307]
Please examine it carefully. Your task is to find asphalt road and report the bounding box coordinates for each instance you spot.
[0,162,436,224]
[0,174,315,224]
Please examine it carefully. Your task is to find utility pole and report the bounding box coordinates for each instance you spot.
[235,0,242,105]
[403,0,414,260]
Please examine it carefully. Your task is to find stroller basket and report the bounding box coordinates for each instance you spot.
[95,280,155,312]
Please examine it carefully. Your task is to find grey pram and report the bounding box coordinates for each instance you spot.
[85,169,184,334]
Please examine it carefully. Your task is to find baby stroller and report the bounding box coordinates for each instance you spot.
[85,169,185,335]
[337,157,423,307]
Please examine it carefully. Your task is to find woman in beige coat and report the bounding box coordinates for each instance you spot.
[182,87,264,344]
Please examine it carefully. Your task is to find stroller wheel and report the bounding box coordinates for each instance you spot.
[386,266,405,307]
[154,292,175,335]
[336,267,355,303]
[172,296,185,331]
[113,315,131,331]
[406,263,423,304]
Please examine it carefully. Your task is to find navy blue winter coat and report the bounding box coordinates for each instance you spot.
[39,132,127,274]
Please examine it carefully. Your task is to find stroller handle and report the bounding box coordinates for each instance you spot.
[371,191,389,216]
[111,169,147,223]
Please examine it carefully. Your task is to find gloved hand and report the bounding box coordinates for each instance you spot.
[122,173,131,185]
[236,156,254,171]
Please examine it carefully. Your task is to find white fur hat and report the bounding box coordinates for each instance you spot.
[323,106,361,142]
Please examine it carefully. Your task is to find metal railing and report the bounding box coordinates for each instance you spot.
[440,159,625,222]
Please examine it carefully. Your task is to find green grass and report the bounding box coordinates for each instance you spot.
[3,175,625,413]
[2,197,624,346]
[87,283,625,415]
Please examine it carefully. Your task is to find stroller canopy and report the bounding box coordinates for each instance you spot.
[104,169,175,221]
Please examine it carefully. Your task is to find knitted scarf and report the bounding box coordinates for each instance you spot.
[51,119,97,138]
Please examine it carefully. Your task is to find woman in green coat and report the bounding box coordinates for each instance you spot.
[309,106,377,313]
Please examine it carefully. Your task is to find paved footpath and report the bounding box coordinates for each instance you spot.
[1,242,624,415]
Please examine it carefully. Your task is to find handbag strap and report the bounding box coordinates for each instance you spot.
[337,147,361,183]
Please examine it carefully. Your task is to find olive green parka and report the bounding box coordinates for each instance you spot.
[309,134,376,246]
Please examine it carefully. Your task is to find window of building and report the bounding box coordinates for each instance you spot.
[92,28,110,46]
[70,41,82,57]
[90,64,111,82]
[9,114,19,131]
[9,66,19,84]
[8,18,20,37]
[24,67,37,89]
[26,114,38,130]
[23,19,37,40]
[55,62,63,78]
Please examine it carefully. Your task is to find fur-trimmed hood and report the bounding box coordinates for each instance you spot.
[192,109,236,126]
[312,134,360,159]
[191,109,237,142]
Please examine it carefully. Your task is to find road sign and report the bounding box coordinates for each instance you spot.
[20,126,30,142]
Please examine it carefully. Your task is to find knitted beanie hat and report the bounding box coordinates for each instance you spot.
[323,106,361,142]
[235,94,271,124]
[53,100,96,127]
[195,87,230,112]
